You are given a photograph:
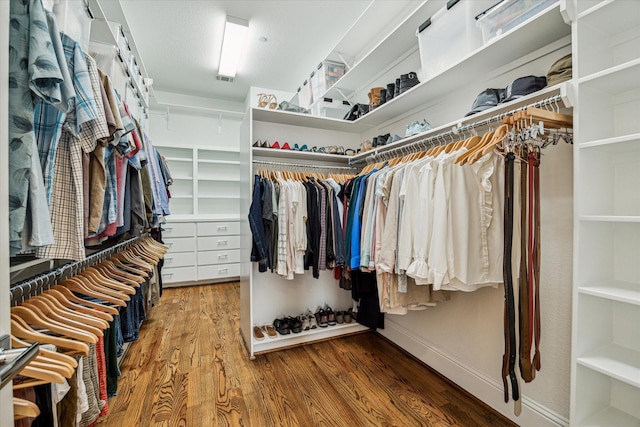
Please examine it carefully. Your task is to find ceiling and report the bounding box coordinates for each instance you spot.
[120,1,373,105]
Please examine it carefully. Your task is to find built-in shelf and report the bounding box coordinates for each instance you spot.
[578,406,640,427]
[580,134,640,149]
[350,3,570,128]
[577,0,637,25]
[252,107,366,132]
[578,59,640,92]
[252,147,353,164]
[164,157,192,163]
[197,177,240,182]
[578,281,640,306]
[579,216,640,223]
[253,323,369,355]
[577,345,640,389]
[198,196,241,200]
[315,0,446,104]
[170,195,192,199]
[198,159,240,165]
[348,83,571,164]
[168,214,240,222]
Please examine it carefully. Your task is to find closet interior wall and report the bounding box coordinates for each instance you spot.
[1,0,12,424]
[150,105,245,286]
[242,2,575,426]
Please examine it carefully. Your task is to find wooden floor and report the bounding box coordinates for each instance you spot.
[99,282,516,427]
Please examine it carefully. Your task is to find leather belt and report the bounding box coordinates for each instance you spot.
[502,152,519,403]
[519,147,534,382]
[529,149,541,375]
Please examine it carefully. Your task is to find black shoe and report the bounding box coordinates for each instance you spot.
[274,317,291,335]
[394,78,401,98]
[326,307,337,326]
[372,136,378,148]
[289,316,302,333]
[379,88,387,105]
[386,83,395,101]
[399,72,420,95]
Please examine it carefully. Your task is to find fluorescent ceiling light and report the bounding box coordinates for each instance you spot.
[218,16,249,78]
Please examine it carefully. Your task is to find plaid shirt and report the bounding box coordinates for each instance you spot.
[36,35,109,261]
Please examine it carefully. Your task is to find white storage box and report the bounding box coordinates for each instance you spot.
[310,60,346,101]
[310,98,351,119]
[476,0,559,43]
[417,0,496,81]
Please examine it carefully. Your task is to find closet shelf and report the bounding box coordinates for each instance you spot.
[579,216,640,223]
[578,281,640,306]
[348,82,571,164]
[578,59,640,92]
[164,157,192,163]
[166,214,241,222]
[252,147,353,164]
[577,344,640,389]
[252,107,367,132]
[198,196,241,200]
[579,406,640,427]
[198,160,241,165]
[170,195,192,200]
[197,147,241,154]
[579,133,640,150]
[315,0,446,103]
[197,177,240,183]
[350,3,570,128]
[577,0,638,27]
[252,323,369,355]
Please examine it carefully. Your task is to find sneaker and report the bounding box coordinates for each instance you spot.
[326,306,337,326]
[306,310,318,329]
[300,315,310,331]
[343,310,352,324]
[273,317,290,335]
[336,311,344,324]
[315,308,328,328]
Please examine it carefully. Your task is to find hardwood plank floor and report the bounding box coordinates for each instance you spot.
[99,282,516,427]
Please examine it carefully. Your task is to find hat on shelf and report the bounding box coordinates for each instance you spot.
[546,54,572,87]
[465,88,506,117]
[502,76,547,103]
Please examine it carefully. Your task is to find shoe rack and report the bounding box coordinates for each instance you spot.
[570,1,640,426]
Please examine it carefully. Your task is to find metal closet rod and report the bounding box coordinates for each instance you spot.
[253,159,360,171]
[9,233,149,306]
[353,94,564,165]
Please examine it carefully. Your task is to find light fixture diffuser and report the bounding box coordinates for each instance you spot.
[218,16,249,78]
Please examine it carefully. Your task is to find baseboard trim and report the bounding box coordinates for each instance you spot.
[377,318,569,427]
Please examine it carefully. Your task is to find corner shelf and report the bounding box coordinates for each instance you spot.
[252,147,353,164]
[579,216,640,223]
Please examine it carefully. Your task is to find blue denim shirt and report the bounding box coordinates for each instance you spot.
[249,175,268,272]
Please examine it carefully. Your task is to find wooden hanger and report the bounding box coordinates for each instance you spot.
[113,250,153,272]
[59,278,127,307]
[456,131,494,165]
[100,259,145,284]
[46,287,119,316]
[28,293,109,329]
[11,316,89,356]
[12,335,78,369]
[80,268,136,295]
[13,364,67,389]
[110,255,149,277]
[94,263,140,288]
[68,275,131,302]
[11,306,98,344]
[13,398,40,419]
[22,298,105,337]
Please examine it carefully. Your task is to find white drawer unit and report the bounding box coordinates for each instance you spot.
[163,251,197,268]
[197,221,240,236]
[197,263,240,281]
[197,249,240,266]
[164,237,197,253]
[162,222,196,238]
[197,235,241,251]
[161,266,197,285]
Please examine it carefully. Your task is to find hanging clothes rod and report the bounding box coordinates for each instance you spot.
[253,159,360,171]
[351,94,567,165]
[9,234,149,306]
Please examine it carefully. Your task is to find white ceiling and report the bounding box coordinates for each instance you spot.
[120,1,373,104]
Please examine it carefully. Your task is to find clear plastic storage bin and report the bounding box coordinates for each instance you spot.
[298,79,313,109]
[310,98,351,119]
[310,60,346,101]
[52,0,92,51]
[476,0,559,43]
[417,0,496,81]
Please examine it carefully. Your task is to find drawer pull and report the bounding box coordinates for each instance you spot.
[218,254,228,260]
[217,240,228,246]
[218,268,228,274]
[217,226,228,232]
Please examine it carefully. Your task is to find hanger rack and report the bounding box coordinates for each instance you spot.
[10,234,149,306]
[351,94,569,165]
[252,159,360,172]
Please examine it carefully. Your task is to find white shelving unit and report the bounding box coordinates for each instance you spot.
[571,1,640,425]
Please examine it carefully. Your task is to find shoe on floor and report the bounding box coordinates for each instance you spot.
[253,325,265,341]
[325,306,337,326]
[263,325,277,339]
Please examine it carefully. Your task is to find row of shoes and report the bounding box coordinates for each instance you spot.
[253,140,355,155]
[368,71,420,111]
[360,133,403,153]
[257,93,278,109]
[254,306,356,340]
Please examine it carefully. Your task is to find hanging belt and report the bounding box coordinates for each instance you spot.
[519,147,534,382]
[502,152,519,403]
[529,149,542,374]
